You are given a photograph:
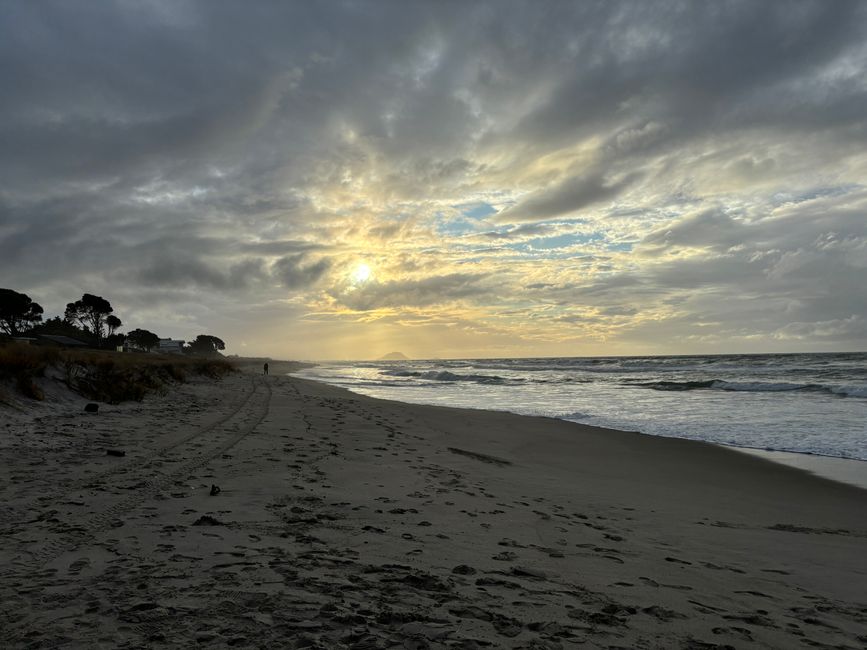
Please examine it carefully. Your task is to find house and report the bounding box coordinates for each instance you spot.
[157,338,185,354]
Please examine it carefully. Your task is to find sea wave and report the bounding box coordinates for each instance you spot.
[627,379,867,398]
[829,385,867,398]
[381,368,516,385]
[559,411,592,421]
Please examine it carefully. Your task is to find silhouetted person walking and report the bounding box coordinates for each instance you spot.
[263,362,269,375]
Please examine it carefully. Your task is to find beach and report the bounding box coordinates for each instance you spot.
[1,369,865,648]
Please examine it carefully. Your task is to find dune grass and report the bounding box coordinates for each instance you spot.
[0,343,234,404]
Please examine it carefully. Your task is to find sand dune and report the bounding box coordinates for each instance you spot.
[1,371,865,648]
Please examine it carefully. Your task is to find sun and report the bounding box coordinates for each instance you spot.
[350,262,373,284]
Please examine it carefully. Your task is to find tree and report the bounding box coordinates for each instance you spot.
[65,293,114,344]
[187,334,226,357]
[127,328,160,352]
[29,316,89,340]
[106,315,122,337]
[0,288,44,336]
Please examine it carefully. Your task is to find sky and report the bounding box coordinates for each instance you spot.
[2,0,867,360]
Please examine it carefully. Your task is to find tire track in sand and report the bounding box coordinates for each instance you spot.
[0,376,258,532]
[1,376,272,579]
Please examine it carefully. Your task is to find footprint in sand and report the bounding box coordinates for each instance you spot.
[68,558,90,575]
[498,538,526,548]
[702,561,745,574]
[452,564,477,575]
[734,589,775,599]
[642,605,687,621]
[492,551,518,561]
[712,626,754,641]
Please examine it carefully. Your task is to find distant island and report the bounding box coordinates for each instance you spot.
[379,351,409,360]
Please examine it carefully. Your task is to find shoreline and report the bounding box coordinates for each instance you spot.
[732,447,867,491]
[2,371,865,647]
[290,371,867,493]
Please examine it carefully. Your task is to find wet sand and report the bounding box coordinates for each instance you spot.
[733,447,867,491]
[1,371,865,648]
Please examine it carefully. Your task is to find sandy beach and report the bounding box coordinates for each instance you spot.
[1,369,865,649]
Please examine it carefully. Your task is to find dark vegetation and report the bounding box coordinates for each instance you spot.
[0,288,44,336]
[0,344,234,404]
[1,287,226,354]
[65,293,115,346]
[188,334,226,357]
[126,328,160,352]
[1,287,234,403]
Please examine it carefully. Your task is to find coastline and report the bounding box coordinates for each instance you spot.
[731,447,867,492]
[1,371,865,647]
[292,369,867,493]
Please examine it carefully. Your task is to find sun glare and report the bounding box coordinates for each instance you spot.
[351,262,373,284]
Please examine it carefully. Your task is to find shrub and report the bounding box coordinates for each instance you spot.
[16,374,44,400]
[0,343,59,401]
[0,343,236,404]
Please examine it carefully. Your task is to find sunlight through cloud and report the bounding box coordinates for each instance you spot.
[350,262,373,285]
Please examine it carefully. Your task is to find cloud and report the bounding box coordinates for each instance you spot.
[773,315,867,341]
[139,257,266,290]
[639,208,745,255]
[495,171,640,223]
[331,273,490,311]
[1,1,866,356]
[238,240,325,256]
[475,223,560,241]
[273,254,332,290]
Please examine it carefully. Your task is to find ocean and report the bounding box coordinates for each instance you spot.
[293,352,867,463]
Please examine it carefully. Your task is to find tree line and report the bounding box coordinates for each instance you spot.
[0,288,225,356]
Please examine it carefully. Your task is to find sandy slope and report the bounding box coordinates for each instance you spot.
[1,372,865,649]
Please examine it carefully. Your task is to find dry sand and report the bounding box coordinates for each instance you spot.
[1,370,865,648]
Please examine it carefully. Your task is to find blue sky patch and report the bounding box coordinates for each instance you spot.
[458,202,498,219]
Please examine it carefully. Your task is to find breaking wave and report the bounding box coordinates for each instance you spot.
[628,379,867,398]
[382,368,516,385]
[293,352,867,461]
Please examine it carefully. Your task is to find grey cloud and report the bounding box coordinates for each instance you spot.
[599,305,638,317]
[639,194,867,259]
[139,257,266,290]
[603,121,672,157]
[773,316,867,341]
[506,2,866,149]
[570,274,645,298]
[495,172,640,223]
[2,1,867,352]
[477,223,557,240]
[273,254,332,290]
[239,240,325,256]
[332,273,489,311]
[639,209,745,254]
[550,197,867,346]
[365,219,425,242]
